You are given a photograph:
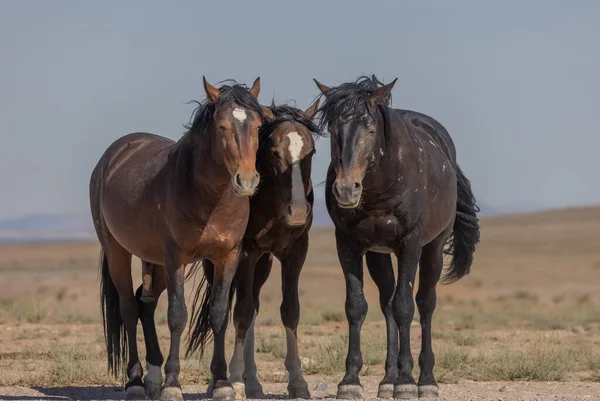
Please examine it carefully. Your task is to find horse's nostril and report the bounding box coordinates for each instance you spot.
[235,173,243,187]
[354,182,361,190]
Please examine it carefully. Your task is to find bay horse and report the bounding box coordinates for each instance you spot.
[313,76,480,399]
[184,100,321,400]
[89,77,274,401]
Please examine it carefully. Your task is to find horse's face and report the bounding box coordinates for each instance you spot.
[329,111,379,208]
[204,77,273,197]
[267,104,318,226]
[314,78,396,209]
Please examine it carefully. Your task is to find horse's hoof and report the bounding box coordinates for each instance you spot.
[418,385,439,398]
[125,385,146,400]
[394,384,418,399]
[288,383,311,399]
[245,383,265,399]
[144,363,163,399]
[232,382,246,400]
[160,387,183,401]
[145,382,161,400]
[213,384,236,401]
[377,383,394,399]
[337,384,363,399]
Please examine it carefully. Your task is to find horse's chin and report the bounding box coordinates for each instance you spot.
[336,198,361,209]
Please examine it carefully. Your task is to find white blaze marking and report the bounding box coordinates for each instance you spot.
[443,163,447,172]
[232,107,247,123]
[380,148,384,156]
[287,131,304,162]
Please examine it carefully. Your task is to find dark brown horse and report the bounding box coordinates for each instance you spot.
[313,76,480,399]
[185,101,321,400]
[89,77,274,401]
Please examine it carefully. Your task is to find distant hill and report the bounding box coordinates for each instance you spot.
[0,213,96,243]
[0,198,548,243]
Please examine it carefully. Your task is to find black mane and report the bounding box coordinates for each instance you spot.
[185,80,264,135]
[316,75,389,134]
[259,103,323,145]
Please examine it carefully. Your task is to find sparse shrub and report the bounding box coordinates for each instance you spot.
[321,310,345,323]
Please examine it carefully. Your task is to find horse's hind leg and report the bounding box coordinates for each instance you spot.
[280,236,310,399]
[415,234,446,398]
[392,231,422,400]
[365,251,399,399]
[137,262,166,399]
[104,240,145,400]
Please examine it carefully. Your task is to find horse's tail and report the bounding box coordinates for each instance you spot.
[442,164,481,284]
[185,261,236,359]
[99,249,127,378]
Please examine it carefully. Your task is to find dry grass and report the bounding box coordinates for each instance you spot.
[1,205,600,387]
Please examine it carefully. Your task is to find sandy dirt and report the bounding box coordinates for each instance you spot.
[1,206,600,400]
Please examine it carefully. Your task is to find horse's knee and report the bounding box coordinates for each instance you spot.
[345,295,368,323]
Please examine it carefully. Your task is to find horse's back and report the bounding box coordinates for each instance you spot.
[393,109,457,162]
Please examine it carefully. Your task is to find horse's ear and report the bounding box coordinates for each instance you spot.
[203,76,221,104]
[313,79,331,96]
[370,78,397,105]
[260,105,275,123]
[304,99,320,120]
[249,77,261,98]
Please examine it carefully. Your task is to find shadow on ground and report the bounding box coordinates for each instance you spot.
[0,386,300,400]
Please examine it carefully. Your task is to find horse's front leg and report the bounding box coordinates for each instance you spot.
[228,248,260,400]
[335,229,368,400]
[210,247,243,401]
[161,247,187,401]
[280,234,310,399]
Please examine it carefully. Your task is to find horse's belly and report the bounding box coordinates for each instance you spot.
[101,203,164,263]
[368,246,394,254]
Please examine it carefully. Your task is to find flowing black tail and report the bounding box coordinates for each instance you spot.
[442,165,481,284]
[99,249,127,378]
[184,261,236,359]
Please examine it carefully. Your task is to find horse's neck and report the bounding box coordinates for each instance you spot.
[253,157,281,209]
[172,133,232,205]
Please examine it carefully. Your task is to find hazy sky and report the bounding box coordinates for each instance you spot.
[1,1,599,219]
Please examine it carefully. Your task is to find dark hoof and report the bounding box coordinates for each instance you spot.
[160,387,183,401]
[125,386,146,400]
[377,383,394,398]
[245,383,265,399]
[337,384,363,399]
[394,384,418,399]
[288,383,311,399]
[418,385,439,398]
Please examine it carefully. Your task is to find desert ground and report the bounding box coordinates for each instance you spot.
[1,206,600,400]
